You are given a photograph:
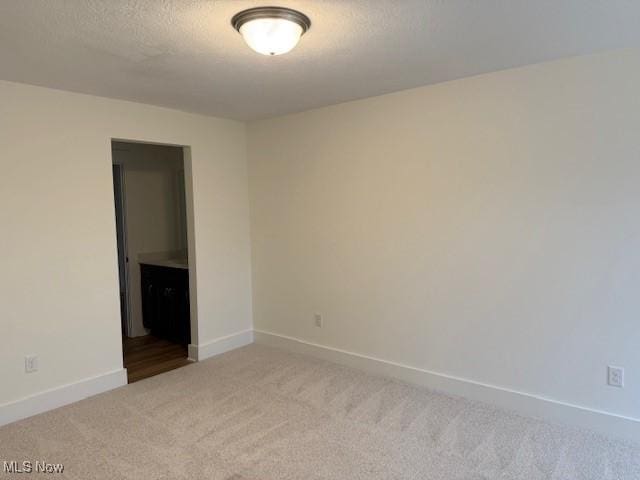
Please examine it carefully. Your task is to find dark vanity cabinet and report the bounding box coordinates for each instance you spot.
[140,264,191,345]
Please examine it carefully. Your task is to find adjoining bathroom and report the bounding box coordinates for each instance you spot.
[112,141,191,383]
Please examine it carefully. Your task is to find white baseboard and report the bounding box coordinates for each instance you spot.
[254,329,640,443]
[188,329,254,362]
[4,331,637,442]
[0,369,127,428]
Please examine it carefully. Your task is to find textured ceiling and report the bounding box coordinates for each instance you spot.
[1,1,639,120]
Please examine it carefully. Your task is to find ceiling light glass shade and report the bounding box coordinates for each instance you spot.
[240,18,302,56]
[232,7,311,56]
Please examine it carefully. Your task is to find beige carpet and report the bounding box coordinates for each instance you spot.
[1,344,639,479]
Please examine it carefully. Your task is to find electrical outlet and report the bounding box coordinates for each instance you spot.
[25,355,38,373]
[314,313,323,328]
[608,366,624,388]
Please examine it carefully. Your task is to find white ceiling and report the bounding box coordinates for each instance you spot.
[1,1,639,120]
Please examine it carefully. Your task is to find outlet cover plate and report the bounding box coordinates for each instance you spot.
[25,355,38,373]
[608,366,624,388]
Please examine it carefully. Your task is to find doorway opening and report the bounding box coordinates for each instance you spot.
[112,140,194,383]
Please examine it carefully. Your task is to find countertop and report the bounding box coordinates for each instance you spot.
[139,259,189,270]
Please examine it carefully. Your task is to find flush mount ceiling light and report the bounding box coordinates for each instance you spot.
[232,6,311,56]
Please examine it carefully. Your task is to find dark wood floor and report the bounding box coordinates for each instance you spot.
[122,335,191,383]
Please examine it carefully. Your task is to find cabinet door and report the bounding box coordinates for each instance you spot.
[157,284,179,342]
[140,266,156,330]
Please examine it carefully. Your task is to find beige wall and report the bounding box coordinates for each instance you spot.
[112,143,187,337]
[248,49,640,421]
[0,80,252,406]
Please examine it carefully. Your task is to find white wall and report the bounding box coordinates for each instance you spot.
[248,49,640,423]
[112,143,187,337]
[0,80,252,407]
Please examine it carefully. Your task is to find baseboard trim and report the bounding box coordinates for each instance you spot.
[188,329,254,362]
[254,329,640,443]
[0,368,127,428]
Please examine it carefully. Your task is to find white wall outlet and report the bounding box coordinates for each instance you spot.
[608,366,624,388]
[314,313,323,328]
[25,355,38,373]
